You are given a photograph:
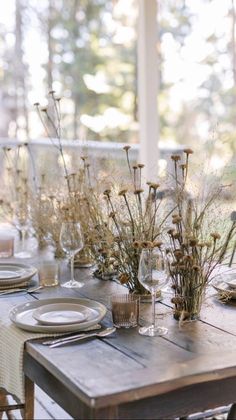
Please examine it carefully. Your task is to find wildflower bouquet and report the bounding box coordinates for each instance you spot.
[93,146,170,293]
[166,150,236,320]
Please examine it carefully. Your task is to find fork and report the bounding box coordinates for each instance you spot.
[0,285,42,296]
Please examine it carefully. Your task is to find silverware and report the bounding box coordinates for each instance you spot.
[42,325,102,345]
[0,285,42,296]
[49,327,116,348]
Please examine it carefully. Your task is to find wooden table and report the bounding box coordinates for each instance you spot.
[3,261,236,419]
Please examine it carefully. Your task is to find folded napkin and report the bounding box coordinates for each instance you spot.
[0,301,99,403]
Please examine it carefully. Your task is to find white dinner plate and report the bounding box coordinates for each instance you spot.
[212,280,236,299]
[225,279,236,289]
[9,298,107,333]
[0,263,37,287]
[0,269,22,279]
[33,303,89,325]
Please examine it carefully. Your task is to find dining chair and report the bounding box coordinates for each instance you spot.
[0,377,34,420]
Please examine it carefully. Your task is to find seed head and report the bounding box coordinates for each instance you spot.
[123,145,131,151]
[171,296,184,305]
[174,250,183,259]
[119,273,129,285]
[134,189,144,195]
[210,232,221,240]
[184,148,194,155]
[171,155,181,161]
[103,189,111,197]
[189,237,198,247]
[141,241,153,248]
[150,183,160,190]
[118,189,128,196]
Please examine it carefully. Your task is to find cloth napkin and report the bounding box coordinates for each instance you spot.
[0,301,100,403]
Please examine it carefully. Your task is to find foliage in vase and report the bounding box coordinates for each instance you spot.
[89,146,170,293]
[166,150,236,320]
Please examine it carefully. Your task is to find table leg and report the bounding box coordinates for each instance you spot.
[227,403,236,420]
[22,376,34,420]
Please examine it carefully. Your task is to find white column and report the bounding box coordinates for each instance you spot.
[138,0,159,183]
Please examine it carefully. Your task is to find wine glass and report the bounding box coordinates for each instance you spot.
[138,247,168,336]
[14,204,32,258]
[59,221,84,288]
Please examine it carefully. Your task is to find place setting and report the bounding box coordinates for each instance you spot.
[9,296,108,334]
[0,262,38,294]
[212,269,236,303]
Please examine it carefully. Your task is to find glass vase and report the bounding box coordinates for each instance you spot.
[172,289,204,321]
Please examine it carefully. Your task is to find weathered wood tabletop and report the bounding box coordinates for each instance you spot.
[3,259,236,419]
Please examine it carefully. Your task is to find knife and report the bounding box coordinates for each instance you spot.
[42,324,102,345]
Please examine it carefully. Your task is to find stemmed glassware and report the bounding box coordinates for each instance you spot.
[59,221,84,288]
[14,204,31,258]
[138,247,168,337]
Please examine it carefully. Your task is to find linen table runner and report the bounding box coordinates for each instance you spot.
[0,301,99,403]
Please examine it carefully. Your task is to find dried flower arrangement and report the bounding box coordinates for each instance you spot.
[32,93,169,288]
[166,150,236,320]
[30,184,65,256]
[86,145,171,293]
[0,144,31,237]
[4,91,231,308]
[33,93,95,263]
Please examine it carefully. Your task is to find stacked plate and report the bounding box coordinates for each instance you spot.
[10,297,107,333]
[0,263,37,290]
[213,268,236,299]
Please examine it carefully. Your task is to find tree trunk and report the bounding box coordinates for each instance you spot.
[15,0,29,138]
[231,0,236,85]
[47,0,54,90]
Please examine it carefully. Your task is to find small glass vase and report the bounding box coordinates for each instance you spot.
[172,292,204,321]
[93,250,117,280]
[132,288,162,303]
[54,243,65,259]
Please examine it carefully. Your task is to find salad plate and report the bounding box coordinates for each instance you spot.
[33,303,89,325]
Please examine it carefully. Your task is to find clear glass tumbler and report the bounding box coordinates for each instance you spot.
[111,294,140,328]
[39,261,59,287]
